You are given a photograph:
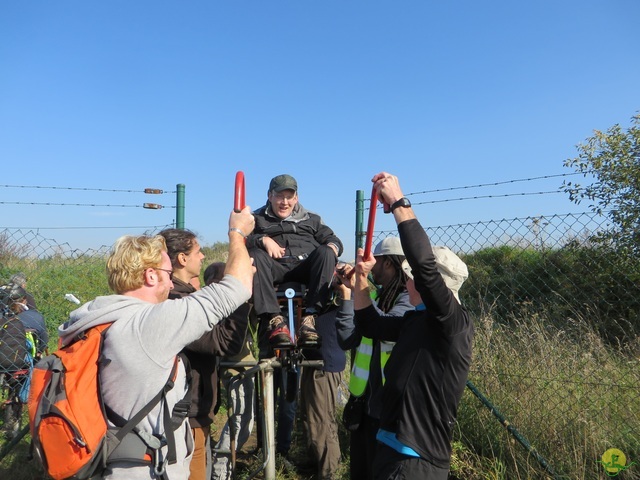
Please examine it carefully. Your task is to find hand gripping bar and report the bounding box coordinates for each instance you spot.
[234,171,246,212]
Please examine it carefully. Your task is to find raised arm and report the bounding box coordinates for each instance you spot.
[225,205,255,293]
[353,247,376,312]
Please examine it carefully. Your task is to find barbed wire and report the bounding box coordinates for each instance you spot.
[3,225,173,231]
[413,190,563,205]
[2,173,581,211]
[0,201,175,208]
[0,184,174,194]
[361,172,584,206]
[2,172,582,198]
[366,190,564,210]
[404,172,585,197]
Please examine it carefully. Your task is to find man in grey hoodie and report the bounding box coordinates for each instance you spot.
[57,206,255,480]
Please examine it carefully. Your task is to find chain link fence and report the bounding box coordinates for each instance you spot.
[0,286,36,442]
[371,212,640,479]
[0,227,160,447]
[1,213,639,478]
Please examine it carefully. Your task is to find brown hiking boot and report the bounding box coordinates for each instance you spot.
[297,314,321,348]
[268,315,293,348]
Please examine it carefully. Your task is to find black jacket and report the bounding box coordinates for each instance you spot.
[246,202,343,258]
[19,309,48,354]
[302,299,349,373]
[169,278,250,428]
[354,219,473,468]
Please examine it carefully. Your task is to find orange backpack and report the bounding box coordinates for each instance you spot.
[28,323,184,480]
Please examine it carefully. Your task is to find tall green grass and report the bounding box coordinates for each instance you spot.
[1,251,639,479]
[456,305,640,479]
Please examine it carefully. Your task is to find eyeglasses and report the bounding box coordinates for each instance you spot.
[271,192,296,202]
[155,268,174,281]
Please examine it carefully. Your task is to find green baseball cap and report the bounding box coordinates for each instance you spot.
[269,174,298,193]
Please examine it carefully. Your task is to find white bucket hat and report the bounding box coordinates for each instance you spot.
[402,246,468,302]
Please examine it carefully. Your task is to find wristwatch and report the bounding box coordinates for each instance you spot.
[390,197,411,212]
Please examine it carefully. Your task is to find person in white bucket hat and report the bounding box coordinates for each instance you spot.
[401,245,468,303]
[352,172,474,480]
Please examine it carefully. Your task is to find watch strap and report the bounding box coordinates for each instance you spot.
[390,197,411,212]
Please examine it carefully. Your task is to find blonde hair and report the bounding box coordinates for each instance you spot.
[106,235,167,294]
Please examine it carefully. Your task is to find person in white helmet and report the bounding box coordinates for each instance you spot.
[352,172,473,480]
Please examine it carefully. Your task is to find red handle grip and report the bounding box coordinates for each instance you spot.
[234,171,245,213]
[343,185,378,280]
[363,185,378,260]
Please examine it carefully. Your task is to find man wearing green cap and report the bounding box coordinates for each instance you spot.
[246,173,343,351]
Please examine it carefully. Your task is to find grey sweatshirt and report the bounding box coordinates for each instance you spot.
[58,275,250,480]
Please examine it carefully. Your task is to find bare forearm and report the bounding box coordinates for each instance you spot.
[224,205,255,292]
[392,207,416,224]
[225,232,253,293]
[353,272,372,311]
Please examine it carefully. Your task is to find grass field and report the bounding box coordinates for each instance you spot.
[2,307,637,479]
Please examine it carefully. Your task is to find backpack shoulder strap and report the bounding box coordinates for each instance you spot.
[104,356,182,473]
[105,356,179,438]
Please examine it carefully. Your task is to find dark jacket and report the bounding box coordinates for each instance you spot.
[18,309,48,354]
[354,219,473,469]
[303,299,349,373]
[246,202,343,258]
[169,278,250,428]
[25,291,37,311]
[336,290,412,419]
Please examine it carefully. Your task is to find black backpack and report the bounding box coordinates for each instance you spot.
[0,315,29,373]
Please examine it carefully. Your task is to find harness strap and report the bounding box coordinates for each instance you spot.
[105,356,183,478]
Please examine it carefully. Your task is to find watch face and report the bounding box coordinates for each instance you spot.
[392,197,411,211]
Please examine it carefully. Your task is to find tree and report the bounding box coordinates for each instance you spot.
[562,113,640,254]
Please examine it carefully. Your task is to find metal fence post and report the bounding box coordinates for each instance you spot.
[262,361,276,480]
[355,189,364,259]
[176,183,185,229]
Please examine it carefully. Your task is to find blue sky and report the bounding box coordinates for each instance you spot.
[1,1,639,260]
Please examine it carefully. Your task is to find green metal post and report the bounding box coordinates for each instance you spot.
[355,190,365,259]
[466,380,558,478]
[176,184,185,229]
[0,424,29,462]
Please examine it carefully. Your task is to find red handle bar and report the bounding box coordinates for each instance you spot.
[234,171,245,213]
[363,185,378,259]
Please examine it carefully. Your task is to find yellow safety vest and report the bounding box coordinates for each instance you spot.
[348,337,394,397]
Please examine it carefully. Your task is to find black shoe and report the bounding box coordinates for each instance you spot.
[276,451,295,472]
[297,314,321,348]
[292,455,316,471]
[268,315,293,348]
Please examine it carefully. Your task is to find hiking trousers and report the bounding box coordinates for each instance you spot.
[300,367,342,480]
[211,374,255,480]
[249,245,337,317]
[190,425,211,480]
